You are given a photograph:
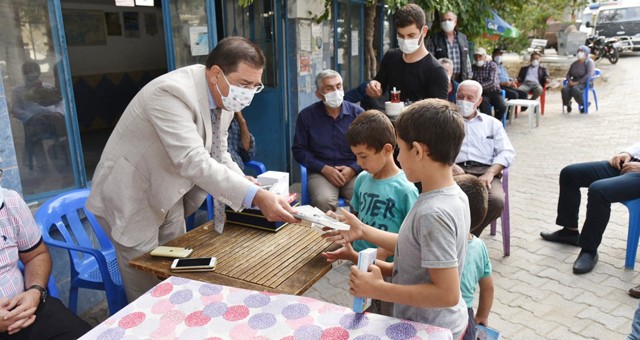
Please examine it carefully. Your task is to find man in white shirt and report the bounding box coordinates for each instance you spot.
[452,80,516,236]
[516,52,550,100]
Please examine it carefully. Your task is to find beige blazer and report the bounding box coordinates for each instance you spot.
[86,64,252,247]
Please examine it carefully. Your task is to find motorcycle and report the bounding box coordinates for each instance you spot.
[585,35,620,64]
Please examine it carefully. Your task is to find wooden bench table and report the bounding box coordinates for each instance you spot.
[129,222,338,295]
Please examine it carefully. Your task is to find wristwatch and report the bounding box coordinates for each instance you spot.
[27,284,47,306]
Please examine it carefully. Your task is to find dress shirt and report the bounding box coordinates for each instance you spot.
[472,62,500,93]
[625,142,640,158]
[292,101,363,174]
[525,65,540,84]
[455,112,515,167]
[495,62,510,83]
[207,92,258,208]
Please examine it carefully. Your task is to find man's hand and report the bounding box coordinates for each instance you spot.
[322,242,358,263]
[478,172,495,189]
[365,80,383,98]
[609,152,632,170]
[621,161,640,174]
[349,264,384,299]
[452,164,465,176]
[335,166,355,184]
[322,208,365,245]
[568,80,578,87]
[2,291,39,335]
[252,189,298,223]
[321,165,346,187]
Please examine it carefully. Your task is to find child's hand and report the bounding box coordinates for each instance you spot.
[474,315,489,327]
[322,208,365,245]
[349,263,383,299]
[322,243,358,263]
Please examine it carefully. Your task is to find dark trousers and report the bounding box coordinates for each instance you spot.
[462,307,477,340]
[556,160,640,251]
[501,85,528,100]
[0,297,92,340]
[479,90,506,122]
[561,83,586,107]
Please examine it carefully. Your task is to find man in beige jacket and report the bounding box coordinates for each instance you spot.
[87,37,297,301]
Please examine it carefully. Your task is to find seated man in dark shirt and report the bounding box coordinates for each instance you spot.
[292,70,363,212]
[227,111,256,171]
[365,4,448,104]
[472,48,507,122]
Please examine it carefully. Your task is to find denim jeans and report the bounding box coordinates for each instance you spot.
[630,300,640,339]
[556,160,640,251]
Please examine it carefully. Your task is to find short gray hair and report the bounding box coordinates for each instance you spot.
[442,11,457,21]
[458,80,483,99]
[315,69,342,91]
[438,58,453,67]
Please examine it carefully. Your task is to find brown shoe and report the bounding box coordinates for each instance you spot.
[629,285,640,299]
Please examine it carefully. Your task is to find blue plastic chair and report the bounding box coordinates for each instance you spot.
[623,198,640,270]
[35,188,127,315]
[300,164,348,209]
[562,69,601,114]
[186,160,267,230]
[17,260,59,299]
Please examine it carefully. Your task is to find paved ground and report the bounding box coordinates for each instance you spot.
[303,52,640,339]
[81,52,640,339]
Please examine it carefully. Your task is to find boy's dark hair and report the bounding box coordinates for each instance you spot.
[454,174,488,231]
[395,4,426,29]
[206,36,266,73]
[395,99,465,165]
[347,110,396,152]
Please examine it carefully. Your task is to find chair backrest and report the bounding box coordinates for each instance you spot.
[300,164,310,205]
[35,189,114,274]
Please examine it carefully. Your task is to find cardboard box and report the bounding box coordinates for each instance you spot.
[257,171,289,196]
[225,193,298,232]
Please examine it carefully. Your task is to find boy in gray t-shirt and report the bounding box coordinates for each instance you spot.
[325,99,470,339]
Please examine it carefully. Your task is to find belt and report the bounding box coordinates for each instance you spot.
[457,161,490,167]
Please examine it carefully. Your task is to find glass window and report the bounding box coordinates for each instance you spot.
[168,0,209,68]
[0,0,76,195]
[332,0,364,91]
[222,0,278,87]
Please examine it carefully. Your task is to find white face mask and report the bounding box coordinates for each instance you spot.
[441,20,455,33]
[475,60,485,67]
[531,60,540,67]
[397,32,423,54]
[456,100,476,117]
[577,51,586,60]
[493,56,502,64]
[216,72,256,112]
[323,89,344,108]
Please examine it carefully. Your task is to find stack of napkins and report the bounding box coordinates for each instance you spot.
[294,205,350,234]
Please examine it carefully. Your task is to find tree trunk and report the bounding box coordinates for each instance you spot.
[364,4,376,80]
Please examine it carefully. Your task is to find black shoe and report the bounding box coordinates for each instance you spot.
[566,104,572,113]
[573,251,598,274]
[521,106,528,112]
[540,229,580,246]
[579,102,591,114]
[629,285,640,299]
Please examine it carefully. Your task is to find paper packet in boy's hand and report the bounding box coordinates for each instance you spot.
[353,248,377,313]
[293,205,350,231]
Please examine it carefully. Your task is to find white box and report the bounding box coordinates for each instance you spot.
[353,248,377,313]
[257,171,289,196]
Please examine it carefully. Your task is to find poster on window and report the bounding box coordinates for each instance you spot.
[351,31,359,56]
[311,22,323,57]
[123,12,140,38]
[190,26,209,56]
[299,21,311,52]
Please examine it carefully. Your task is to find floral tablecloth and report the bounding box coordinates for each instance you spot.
[82,276,452,340]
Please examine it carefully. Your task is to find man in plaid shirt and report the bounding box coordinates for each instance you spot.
[472,47,506,122]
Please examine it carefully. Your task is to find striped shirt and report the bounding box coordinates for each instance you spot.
[0,189,43,298]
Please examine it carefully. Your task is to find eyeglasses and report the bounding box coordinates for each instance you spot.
[224,72,265,94]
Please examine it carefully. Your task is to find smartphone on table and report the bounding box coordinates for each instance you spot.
[170,257,217,272]
[150,246,193,258]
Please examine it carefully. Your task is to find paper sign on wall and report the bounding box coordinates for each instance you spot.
[190,26,209,56]
[135,0,154,6]
[115,0,134,6]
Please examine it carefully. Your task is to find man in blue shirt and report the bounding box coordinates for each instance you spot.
[292,70,363,212]
[491,48,527,101]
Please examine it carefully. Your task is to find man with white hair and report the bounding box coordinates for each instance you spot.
[292,70,364,212]
[453,80,516,236]
[428,11,473,82]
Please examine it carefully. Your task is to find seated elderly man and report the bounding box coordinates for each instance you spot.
[472,48,507,122]
[453,80,516,236]
[292,70,364,212]
[517,51,550,101]
[439,58,459,103]
[0,175,92,339]
[492,48,527,101]
[561,45,594,113]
